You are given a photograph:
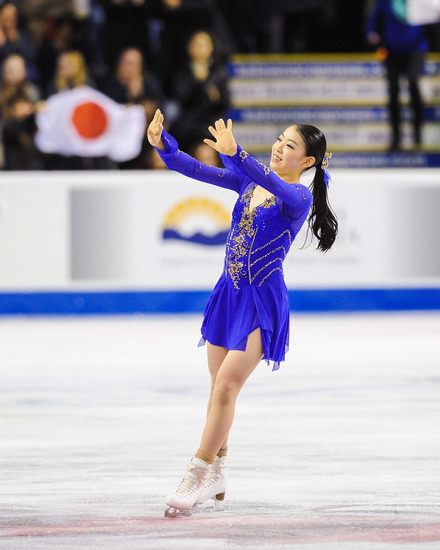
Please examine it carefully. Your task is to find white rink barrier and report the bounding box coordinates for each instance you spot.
[0,169,439,314]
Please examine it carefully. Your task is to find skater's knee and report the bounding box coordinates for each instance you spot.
[212,379,241,407]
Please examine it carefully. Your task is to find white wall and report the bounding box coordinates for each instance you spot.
[0,169,439,292]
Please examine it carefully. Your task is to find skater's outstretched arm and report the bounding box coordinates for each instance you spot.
[147,109,248,194]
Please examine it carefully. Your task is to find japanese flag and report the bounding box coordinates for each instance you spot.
[35,86,146,162]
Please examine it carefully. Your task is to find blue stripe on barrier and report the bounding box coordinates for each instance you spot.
[228,107,440,124]
[289,288,440,312]
[0,289,439,315]
[227,60,440,79]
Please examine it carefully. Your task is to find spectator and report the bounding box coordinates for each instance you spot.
[0,54,40,113]
[47,50,94,96]
[155,0,232,94]
[367,0,428,151]
[37,16,92,97]
[100,0,154,76]
[104,47,161,115]
[0,2,36,78]
[169,30,230,151]
[1,90,42,170]
[104,46,163,169]
[17,0,76,46]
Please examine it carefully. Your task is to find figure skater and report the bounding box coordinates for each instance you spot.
[147,109,338,517]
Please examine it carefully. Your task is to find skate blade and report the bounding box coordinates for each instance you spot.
[164,506,195,518]
[195,499,225,513]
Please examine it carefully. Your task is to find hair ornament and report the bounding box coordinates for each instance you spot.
[321,152,332,170]
[323,168,331,188]
[321,152,332,188]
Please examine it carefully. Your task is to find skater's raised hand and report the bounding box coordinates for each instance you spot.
[204,118,237,157]
[147,108,165,150]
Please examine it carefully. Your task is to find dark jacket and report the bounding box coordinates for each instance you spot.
[367,0,429,54]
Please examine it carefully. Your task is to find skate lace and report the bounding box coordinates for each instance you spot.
[205,459,224,488]
[176,463,205,496]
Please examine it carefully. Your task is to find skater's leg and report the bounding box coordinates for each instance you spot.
[206,342,229,449]
[165,331,262,513]
[206,342,228,416]
[217,447,228,457]
[164,342,233,514]
[198,328,264,457]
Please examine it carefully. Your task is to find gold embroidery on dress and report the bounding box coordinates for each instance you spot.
[266,195,276,206]
[250,258,284,284]
[256,160,271,175]
[228,259,245,287]
[227,187,254,288]
[251,195,276,211]
[247,228,258,282]
[250,246,286,268]
[227,186,279,289]
[239,149,271,176]
[258,267,283,287]
[251,230,292,256]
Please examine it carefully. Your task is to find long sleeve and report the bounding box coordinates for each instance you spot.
[220,151,249,176]
[227,145,312,220]
[366,0,384,36]
[155,130,247,194]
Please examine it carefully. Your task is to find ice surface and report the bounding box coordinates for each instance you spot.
[0,313,439,549]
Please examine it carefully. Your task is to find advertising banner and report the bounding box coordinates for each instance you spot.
[229,57,440,79]
[232,122,440,152]
[1,171,439,293]
[230,77,439,108]
[228,107,440,125]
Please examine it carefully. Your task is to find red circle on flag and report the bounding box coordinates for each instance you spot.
[72,102,108,139]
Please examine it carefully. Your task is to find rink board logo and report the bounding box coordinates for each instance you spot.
[162,197,231,246]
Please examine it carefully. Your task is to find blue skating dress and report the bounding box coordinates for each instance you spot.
[156,131,312,370]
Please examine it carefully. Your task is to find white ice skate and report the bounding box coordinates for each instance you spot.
[164,457,210,517]
[197,456,228,507]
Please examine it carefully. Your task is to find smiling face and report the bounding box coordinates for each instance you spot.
[270,125,315,183]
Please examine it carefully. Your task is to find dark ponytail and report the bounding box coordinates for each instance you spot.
[296,124,338,252]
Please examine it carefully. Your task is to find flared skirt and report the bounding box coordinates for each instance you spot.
[199,274,290,370]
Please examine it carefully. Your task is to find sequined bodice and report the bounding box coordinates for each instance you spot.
[156,130,313,291]
[224,185,293,290]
